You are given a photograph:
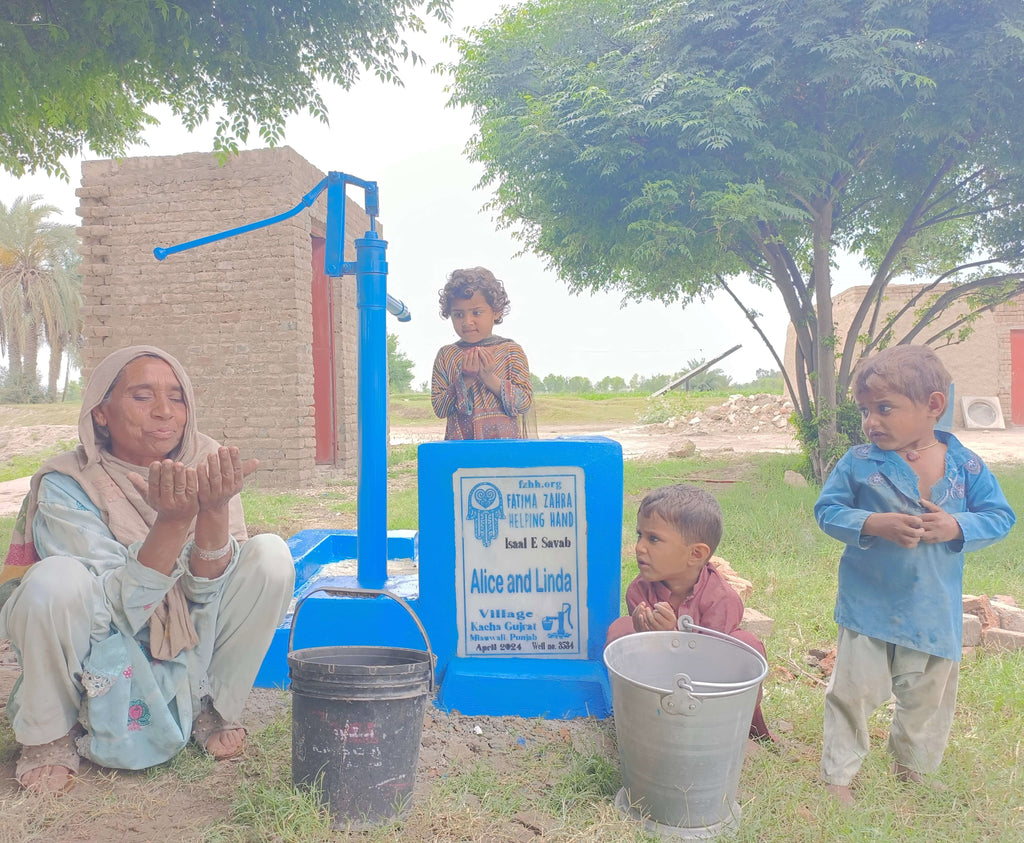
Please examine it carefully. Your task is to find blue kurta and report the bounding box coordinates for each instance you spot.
[814,431,1014,661]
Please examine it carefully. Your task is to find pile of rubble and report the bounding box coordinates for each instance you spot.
[661,393,794,435]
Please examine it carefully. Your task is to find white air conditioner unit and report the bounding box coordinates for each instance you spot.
[961,396,1005,430]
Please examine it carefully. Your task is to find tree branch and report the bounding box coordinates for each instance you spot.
[838,152,961,389]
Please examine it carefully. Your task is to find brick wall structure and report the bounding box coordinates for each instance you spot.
[76,147,368,489]
[785,284,1024,428]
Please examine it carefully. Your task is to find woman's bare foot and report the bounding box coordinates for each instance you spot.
[15,733,80,795]
[18,764,75,795]
[204,725,247,760]
[825,783,855,807]
[192,697,247,760]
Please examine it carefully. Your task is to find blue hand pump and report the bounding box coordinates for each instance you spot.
[155,172,407,588]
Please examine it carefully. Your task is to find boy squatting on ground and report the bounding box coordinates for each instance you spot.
[814,345,1015,807]
[605,484,773,741]
[430,267,534,441]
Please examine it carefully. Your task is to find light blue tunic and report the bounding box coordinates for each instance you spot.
[814,431,1015,661]
[9,472,240,769]
[0,471,256,766]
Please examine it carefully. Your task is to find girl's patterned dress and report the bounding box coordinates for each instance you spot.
[431,336,533,440]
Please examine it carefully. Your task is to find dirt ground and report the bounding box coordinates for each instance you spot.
[0,415,1020,840]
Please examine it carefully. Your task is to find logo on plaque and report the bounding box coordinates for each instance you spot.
[465,481,505,547]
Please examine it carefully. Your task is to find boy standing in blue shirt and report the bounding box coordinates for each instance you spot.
[814,345,1014,806]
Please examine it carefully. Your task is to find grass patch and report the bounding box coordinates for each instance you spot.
[204,711,334,842]
[386,390,731,429]
[225,451,1024,841]
[0,440,78,483]
[0,404,80,426]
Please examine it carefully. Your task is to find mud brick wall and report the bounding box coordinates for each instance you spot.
[785,284,1024,427]
[75,147,366,489]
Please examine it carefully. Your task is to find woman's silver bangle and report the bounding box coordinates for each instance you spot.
[192,539,232,561]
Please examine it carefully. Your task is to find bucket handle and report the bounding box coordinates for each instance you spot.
[677,614,769,679]
[288,586,435,693]
[660,673,702,717]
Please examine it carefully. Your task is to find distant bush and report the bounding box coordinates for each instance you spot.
[530,368,785,398]
[0,371,47,404]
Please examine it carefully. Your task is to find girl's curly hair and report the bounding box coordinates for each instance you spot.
[438,267,511,323]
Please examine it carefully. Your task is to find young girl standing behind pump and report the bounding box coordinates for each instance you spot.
[431,267,534,440]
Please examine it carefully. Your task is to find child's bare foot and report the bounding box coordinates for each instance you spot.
[892,762,948,791]
[893,762,923,783]
[825,783,855,807]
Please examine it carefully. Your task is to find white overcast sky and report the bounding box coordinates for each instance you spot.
[0,0,868,386]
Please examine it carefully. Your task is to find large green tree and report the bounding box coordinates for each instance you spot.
[449,0,1024,478]
[1,0,451,178]
[0,195,81,401]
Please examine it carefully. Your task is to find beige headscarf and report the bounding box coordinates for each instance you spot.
[7,345,248,659]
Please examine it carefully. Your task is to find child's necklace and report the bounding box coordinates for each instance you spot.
[902,440,939,462]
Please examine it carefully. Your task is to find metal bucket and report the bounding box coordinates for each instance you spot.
[287,587,435,830]
[603,618,767,840]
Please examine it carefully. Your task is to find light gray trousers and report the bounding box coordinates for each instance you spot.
[821,626,958,786]
[2,533,294,747]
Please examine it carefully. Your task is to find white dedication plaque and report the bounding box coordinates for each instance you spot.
[454,467,588,658]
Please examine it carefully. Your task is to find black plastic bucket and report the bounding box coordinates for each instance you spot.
[287,587,435,830]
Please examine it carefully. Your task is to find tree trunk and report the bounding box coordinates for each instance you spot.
[47,336,63,401]
[7,336,23,386]
[812,206,838,480]
[22,321,39,397]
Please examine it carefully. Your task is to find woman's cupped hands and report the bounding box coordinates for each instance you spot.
[129,447,259,522]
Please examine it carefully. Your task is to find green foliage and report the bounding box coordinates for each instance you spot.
[739,368,785,394]
[681,357,732,392]
[0,370,46,404]
[594,375,627,393]
[449,0,1024,479]
[61,378,83,402]
[635,395,681,425]
[533,368,736,395]
[0,0,453,178]
[387,332,416,392]
[790,395,865,474]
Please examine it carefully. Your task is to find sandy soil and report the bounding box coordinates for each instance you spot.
[392,421,1024,464]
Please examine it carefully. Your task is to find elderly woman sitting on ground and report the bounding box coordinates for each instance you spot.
[0,346,295,794]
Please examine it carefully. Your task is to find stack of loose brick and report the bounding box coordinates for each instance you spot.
[710,555,776,640]
[962,594,1024,652]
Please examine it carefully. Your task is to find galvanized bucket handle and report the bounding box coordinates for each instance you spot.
[677,614,769,671]
[660,673,702,716]
[655,615,769,712]
[288,586,436,693]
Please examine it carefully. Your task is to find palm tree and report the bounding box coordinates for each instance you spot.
[0,195,81,402]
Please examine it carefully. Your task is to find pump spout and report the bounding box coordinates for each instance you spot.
[386,295,412,322]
